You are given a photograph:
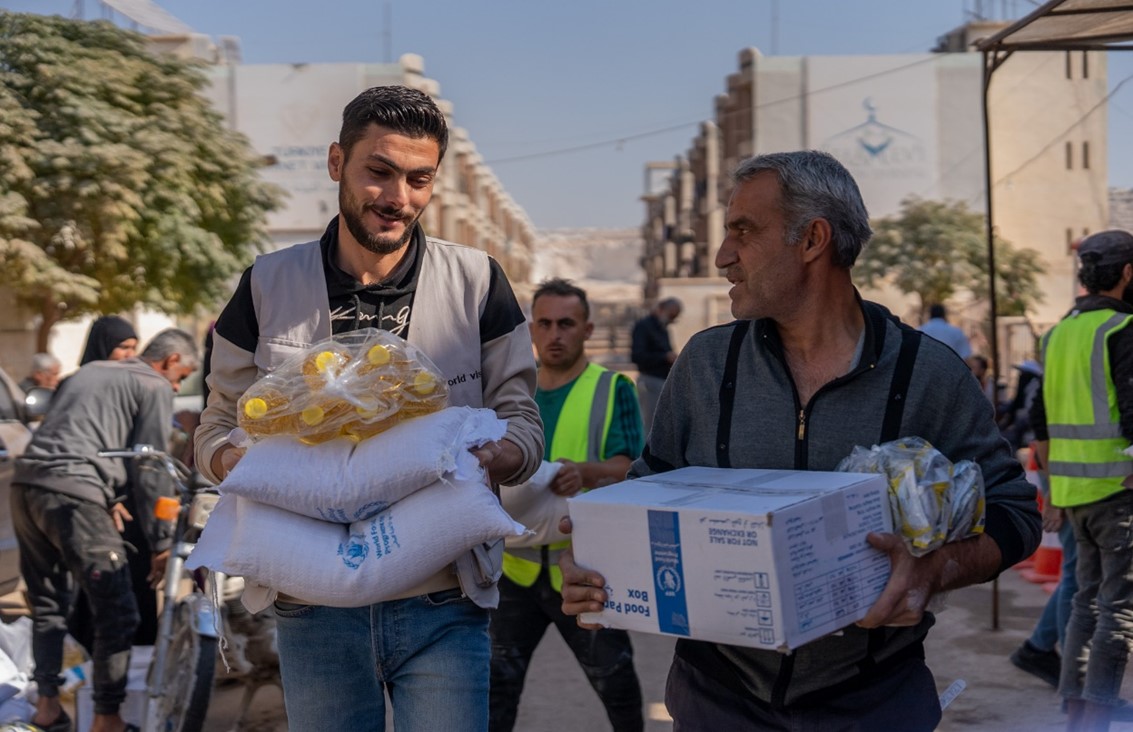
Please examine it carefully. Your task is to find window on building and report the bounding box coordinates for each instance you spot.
[1067,228,1074,253]
[1066,141,1073,169]
[1066,51,1073,79]
[1083,51,1089,79]
[1083,141,1090,169]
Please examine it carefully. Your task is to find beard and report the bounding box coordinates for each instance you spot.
[339,185,421,255]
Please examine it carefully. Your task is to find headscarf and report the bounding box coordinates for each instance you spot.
[79,315,138,365]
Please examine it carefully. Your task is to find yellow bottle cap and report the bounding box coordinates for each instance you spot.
[244,397,268,419]
[301,405,325,426]
[315,351,342,374]
[413,372,436,395]
[367,344,391,366]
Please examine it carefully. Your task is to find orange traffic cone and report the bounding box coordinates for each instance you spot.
[1019,529,1062,584]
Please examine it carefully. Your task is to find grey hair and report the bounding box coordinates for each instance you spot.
[140,328,200,371]
[732,150,873,268]
[30,352,60,373]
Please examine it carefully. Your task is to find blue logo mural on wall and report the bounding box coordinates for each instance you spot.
[821,99,928,173]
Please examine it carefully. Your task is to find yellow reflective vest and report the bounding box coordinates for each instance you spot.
[503,363,620,591]
[1043,308,1133,507]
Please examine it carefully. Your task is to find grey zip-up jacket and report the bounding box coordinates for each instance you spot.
[196,228,543,608]
[631,299,1040,707]
[15,358,176,551]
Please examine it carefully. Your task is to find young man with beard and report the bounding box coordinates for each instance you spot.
[491,278,644,732]
[1029,230,1133,732]
[195,85,543,732]
[560,151,1040,730]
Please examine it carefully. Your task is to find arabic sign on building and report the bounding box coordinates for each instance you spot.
[807,55,939,218]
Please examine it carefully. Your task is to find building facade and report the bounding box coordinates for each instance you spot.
[643,21,1109,356]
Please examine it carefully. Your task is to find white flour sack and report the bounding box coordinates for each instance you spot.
[218,406,507,522]
[501,461,571,549]
[187,479,525,607]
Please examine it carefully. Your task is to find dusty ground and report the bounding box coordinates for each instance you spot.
[5,554,1131,731]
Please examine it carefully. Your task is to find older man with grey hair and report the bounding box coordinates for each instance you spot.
[19,352,62,393]
[561,150,1040,730]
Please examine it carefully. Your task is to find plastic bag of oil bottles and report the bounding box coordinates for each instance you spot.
[237,328,448,445]
[836,436,985,557]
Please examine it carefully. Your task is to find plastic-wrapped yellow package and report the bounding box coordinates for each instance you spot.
[836,436,985,557]
[237,329,449,445]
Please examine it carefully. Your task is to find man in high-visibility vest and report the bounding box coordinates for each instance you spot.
[489,278,645,732]
[1032,229,1133,732]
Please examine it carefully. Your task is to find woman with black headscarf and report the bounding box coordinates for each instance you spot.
[78,315,138,365]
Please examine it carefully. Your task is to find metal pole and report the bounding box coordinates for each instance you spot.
[982,48,1001,631]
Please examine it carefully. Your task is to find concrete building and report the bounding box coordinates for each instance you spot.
[0,31,535,379]
[643,20,1109,360]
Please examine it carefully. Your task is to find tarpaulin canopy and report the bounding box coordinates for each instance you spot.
[976,0,1133,53]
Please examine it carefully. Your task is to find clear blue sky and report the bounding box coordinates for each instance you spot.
[5,0,1133,228]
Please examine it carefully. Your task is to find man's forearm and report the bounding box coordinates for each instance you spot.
[580,456,632,489]
[930,532,1003,594]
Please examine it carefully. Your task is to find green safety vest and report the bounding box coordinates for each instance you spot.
[1043,309,1133,507]
[503,362,620,591]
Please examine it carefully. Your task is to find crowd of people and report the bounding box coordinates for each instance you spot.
[3,83,1129,732]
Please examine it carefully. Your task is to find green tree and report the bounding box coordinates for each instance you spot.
[854,196,1045,321]
[0,12,282,349]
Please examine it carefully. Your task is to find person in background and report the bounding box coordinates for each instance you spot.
[1031,230,1133,732]
[999,360,1044,454]
[12,329,198,732]
[966,354,997,406]
[630,297,681,432]
[67,315,159,657]
[917,303,972,359]
[491,278,644,732]
[79,316,139,365]
[560,150,1039,730]
[19,353,62,394]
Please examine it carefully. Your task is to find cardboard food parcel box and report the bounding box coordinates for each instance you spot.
[568,466,893,651]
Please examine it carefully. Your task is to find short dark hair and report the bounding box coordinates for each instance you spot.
[1079,260,1127,294]
[929,304,946,319]
[339,85,449,164]
[532,278,590,320]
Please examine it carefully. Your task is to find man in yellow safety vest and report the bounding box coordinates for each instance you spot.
[1032,229,1133,732]
[489,278,645,732]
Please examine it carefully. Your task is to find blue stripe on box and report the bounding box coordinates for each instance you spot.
[648,509,690,636]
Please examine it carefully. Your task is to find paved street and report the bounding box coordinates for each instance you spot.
[202,564,1133,731]
[8,555,1131,730]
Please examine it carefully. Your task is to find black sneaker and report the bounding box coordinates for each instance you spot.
[1010,641,1061,687]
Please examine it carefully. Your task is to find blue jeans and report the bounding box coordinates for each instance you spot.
[1059,491,1133,705]
[274,588,491,732]
[1028,518,1079,652]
